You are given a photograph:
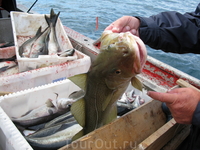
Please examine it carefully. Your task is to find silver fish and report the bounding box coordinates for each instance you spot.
[19,26,42,57]
[44,111,75,128]
[27,120,77,138]
[25,124,82,150]
[29,27,50,58]
[12,99,68,127]
[45,8,61,55]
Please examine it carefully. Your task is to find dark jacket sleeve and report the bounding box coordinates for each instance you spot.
[192,102,200,127]
[136,3,200,54]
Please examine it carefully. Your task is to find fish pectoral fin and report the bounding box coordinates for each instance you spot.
[131,76,143,91]
[45,99,55,107]
[68,74,87,90]
[102,93,113,111]
[70,98,85,127]
[72,129,84,141]
[103,105,117,125]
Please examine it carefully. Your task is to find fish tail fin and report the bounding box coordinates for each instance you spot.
[131,76,143,91]
[45,8,60,27]
[72,129,84,141]
[50,8,60,27]
[35,26,42,36]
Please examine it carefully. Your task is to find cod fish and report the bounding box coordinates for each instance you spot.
[12,99,68,127]
[19,26,43,57]
[44,8,61,55]
[19,9,61,58]
[68,30,147,140]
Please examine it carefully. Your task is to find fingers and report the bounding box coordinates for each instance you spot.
[147,91,177,104]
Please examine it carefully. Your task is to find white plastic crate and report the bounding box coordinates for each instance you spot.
[0,49,90,92]
[11,11,78,72]
[0,12,91,92]
[0,79,81,150]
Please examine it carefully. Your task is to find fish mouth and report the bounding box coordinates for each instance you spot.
[131,34,147,73]
[135,35,147,68]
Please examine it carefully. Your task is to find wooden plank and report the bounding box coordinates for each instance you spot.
[176,79,200,92]
[161,125,190,150]
[136,119,189,150]
[59,100,166,150]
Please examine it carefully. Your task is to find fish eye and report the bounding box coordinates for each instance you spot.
[115,69,121,74]
[122,50,129,56]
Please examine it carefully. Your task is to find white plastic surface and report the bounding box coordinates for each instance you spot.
[0,49,90,92]
[11,11,77,72]
[0,79,81,150]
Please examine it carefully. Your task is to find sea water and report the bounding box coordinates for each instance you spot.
[17,0,200,79]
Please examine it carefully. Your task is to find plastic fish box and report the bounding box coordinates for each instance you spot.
[0,78,188,150]
[0,79,81,150]
[0,48,90,92]
[10,11,77,72]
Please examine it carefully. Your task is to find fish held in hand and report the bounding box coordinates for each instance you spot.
[68,30,147,140]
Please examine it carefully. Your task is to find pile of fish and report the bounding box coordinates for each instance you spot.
[12,30,147,149]
[12,89,147,150]
[12,91,84,150]
[19,8,75,58]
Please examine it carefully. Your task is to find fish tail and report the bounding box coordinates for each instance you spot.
[72,129,84,141]
[45,8,60,27]
[35,26,42,36]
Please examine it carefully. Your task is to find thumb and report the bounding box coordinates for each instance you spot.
[147,91,176,104]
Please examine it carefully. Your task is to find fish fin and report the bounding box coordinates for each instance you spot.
[35,26,42,36]
[70,98,85,127]
[72,129,84,141]
[45,9,60,27]
[131,77,143,91]
[102,93,113,111]
[50,8,60,27]
[103,105,117,125]
[68,74,87,90]
[45,99,55,107]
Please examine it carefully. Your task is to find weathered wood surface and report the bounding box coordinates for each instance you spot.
[161,124,190,150]
[59,100,166,150]
[136,119,190,150]
[176,79,200,92]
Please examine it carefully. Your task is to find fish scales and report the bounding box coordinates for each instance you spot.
[69,30,147,140]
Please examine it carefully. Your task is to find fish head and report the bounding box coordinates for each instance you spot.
[98,31,147,89]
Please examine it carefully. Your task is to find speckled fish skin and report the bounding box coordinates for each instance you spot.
[69,30,147,140]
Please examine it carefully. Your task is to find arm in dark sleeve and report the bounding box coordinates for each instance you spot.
[136,3,200,54]
[192,102,200,128]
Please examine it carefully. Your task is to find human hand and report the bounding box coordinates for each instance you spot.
[147,88,200,124]
[104,16,140,37]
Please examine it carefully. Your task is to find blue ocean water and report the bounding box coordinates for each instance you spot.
[17,0,200,79]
